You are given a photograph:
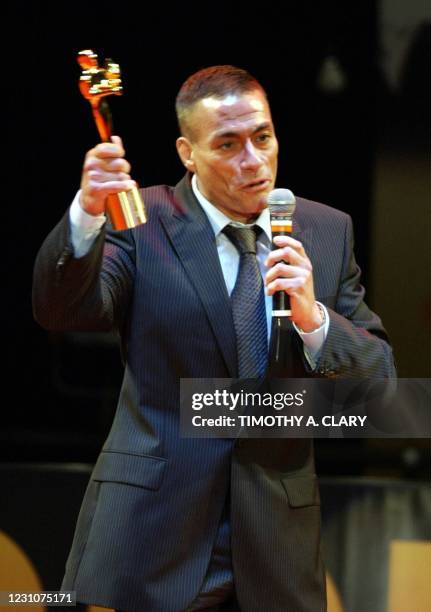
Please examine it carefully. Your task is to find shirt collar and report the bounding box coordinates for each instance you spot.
[191,173,271,242]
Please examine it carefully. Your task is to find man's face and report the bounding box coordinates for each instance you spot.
[176,89,278,223]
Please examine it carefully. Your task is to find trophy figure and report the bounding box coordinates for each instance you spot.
[77,49,147,230]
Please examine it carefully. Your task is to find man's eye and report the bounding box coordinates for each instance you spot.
[256,133,271,143]
[220,142,234,150]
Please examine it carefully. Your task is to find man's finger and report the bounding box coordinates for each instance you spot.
[265,264,307,285]
[86,179,136,199]
[84,156,131,175]
[273,235,304,251]
[87,170,132,183]
[111,135,123,148]
[265,246,307,267]
[87,139,126,160]
[266,276,307,295]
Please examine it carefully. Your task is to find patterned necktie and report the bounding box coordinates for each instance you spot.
[223,225,268,378]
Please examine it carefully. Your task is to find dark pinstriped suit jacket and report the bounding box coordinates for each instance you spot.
[33,173,395,612]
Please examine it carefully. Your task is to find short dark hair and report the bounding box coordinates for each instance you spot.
[175,65,266,140]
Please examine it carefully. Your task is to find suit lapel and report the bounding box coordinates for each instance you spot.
[292,204,314,262]
[159,174,238,377]
[292,209,305,244]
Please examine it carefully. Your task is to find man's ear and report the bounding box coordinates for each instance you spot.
[176,137,196,172]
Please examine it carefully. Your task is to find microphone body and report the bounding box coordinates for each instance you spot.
[268,189,296,317]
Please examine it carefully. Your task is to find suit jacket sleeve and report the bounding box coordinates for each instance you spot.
[315,214,396,378]
[32,208,136,333]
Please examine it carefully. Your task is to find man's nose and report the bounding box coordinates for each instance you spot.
[240,141,264,171]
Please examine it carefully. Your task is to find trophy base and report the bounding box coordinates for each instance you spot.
[107,186,147,230]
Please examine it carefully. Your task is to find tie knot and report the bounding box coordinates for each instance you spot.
[223,225,261,255]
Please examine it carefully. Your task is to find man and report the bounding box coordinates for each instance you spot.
[33,65,395,612]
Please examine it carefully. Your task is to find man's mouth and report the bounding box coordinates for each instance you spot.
[240,179,270,192]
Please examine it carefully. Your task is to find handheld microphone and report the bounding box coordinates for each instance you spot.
[267,188,296,317]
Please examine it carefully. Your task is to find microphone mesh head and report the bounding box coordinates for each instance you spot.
[267,188,296,216]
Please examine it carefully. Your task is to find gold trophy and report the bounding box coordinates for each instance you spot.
[77,49,147,230]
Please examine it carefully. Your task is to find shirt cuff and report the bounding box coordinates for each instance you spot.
[292,302,330,369]
[69,190,106,258]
